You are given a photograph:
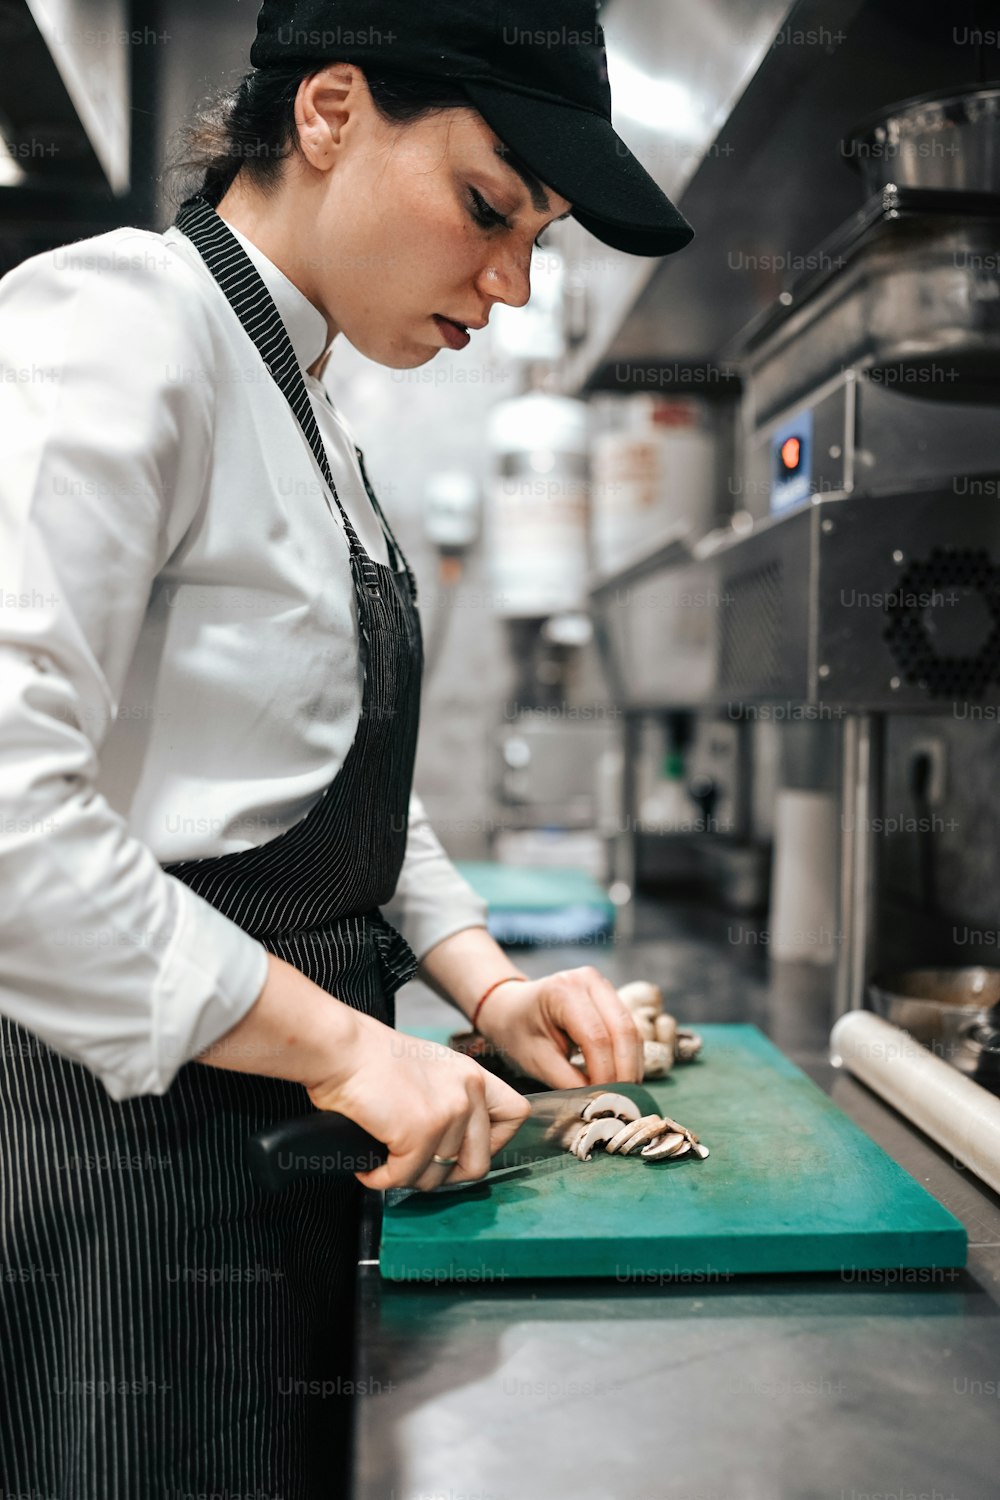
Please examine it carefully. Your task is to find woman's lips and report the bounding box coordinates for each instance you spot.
[432,314,471,350]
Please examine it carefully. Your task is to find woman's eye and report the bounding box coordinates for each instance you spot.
[468,188,508,231]
[468,187,549,252]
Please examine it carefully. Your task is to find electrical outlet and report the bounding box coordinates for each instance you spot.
[688,718,741,834]
[909,738,947,807]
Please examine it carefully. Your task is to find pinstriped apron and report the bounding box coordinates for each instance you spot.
[0,193,422,1500]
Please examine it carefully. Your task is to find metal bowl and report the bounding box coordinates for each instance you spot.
[868,967,1000,1085]
[869,965,1000,1041]
[845,83,1000,196]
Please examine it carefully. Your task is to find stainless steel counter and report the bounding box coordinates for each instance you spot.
[351,901,1000,1500]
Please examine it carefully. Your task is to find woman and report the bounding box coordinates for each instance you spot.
[0,2,693,1496]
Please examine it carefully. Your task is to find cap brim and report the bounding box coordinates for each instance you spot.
[462,79,695,258]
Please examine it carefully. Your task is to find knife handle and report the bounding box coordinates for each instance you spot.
[246,1113,389,1192]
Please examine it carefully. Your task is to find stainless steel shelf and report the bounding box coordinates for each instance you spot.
[559,0,986,395]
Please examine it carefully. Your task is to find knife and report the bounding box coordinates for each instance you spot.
[246,1081,660,1192]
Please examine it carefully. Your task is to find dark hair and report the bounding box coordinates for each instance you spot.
[166,64,473,208]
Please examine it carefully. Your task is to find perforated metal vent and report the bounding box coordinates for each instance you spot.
[719,560,784,693]
[883,547,1000,700]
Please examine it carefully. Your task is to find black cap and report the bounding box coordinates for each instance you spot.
[249,0,694,258]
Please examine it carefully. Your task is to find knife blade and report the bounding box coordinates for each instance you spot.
[246,1081,660,1192]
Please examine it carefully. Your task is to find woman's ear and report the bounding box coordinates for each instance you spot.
[294,62,359,172]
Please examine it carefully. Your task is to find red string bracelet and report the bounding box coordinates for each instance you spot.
[471,974,528,1032]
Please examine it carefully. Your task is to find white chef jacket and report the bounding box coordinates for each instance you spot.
[0,216,487,1102]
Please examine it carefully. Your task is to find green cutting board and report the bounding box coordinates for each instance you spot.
[379,1024,967,1280]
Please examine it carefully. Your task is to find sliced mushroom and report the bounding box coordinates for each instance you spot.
[640,1131,689,1161]
[565,1105,711,1164]
[573,1117,631,1161]
[657,1113,701,1146]
[580,1092,642,1124]
[613,1116,675,1156]
[603,1114,661,1154]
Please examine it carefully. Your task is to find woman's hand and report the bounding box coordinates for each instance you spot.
[474,966,644,1090]
[306,1008,530,1193]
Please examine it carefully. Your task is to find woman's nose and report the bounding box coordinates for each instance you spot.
[476,245,532,309]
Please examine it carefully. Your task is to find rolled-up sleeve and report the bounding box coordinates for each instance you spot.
[0,234,269,1101]
[384,791,489,961]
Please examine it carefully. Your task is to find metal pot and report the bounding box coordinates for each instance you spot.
[868,966,1000,1090]
[845,84,1000,196]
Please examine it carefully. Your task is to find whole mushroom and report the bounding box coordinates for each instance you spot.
[567,980,703,1084]
[641,1041,674,1079]
[617,981,663,1015]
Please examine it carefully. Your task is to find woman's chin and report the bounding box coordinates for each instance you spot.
[351,327,444,371]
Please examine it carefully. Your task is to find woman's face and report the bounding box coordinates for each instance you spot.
[226,64,574,370]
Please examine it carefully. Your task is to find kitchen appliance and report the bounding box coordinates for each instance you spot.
[376,1025,966,1280]
[246,1080,657,1192]
[485,389,590,618]
[493,713,619,831]
[845,83,1000,199]
[590,166,1000,1014]
[768,790,839,963]
[590,394,716,575]
[740,185,1000,443]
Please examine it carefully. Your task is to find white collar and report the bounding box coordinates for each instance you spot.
[225,220,332,374]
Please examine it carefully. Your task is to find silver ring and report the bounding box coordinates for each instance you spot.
[431,1153,460,1167]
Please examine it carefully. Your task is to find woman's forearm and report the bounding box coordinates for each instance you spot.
[191,950,363,1090]
[416,925,525,1022]
[190,949,533,1193]
[192,930,521,1088]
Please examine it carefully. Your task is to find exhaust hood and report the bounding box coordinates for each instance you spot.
[560,0,987,391]
[0,0,130,192]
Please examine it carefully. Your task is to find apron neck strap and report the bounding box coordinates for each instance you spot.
[172,192,384,608]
